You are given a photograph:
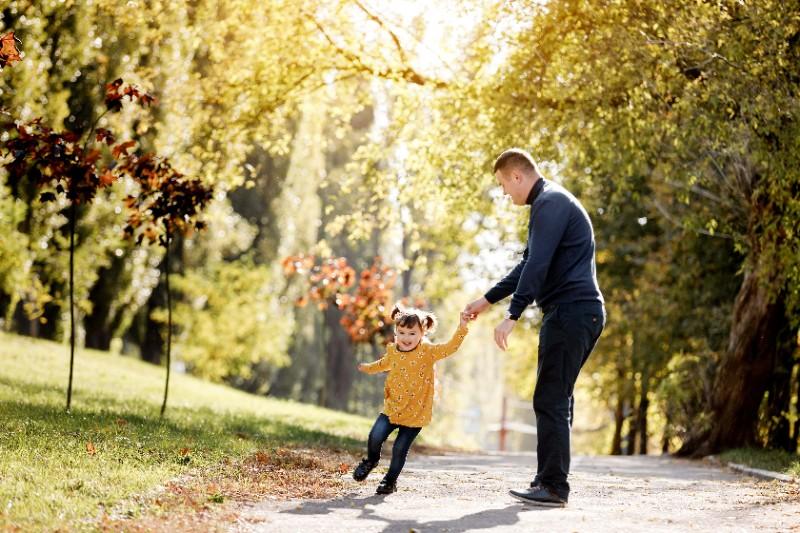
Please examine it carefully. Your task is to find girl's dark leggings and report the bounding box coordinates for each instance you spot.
[367,413,422,484]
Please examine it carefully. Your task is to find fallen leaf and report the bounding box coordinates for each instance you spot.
[86,441,96,455]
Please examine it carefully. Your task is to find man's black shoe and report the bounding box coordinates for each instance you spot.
[375,479,397,494]
[509,486,567,507]
[352,458,377,482]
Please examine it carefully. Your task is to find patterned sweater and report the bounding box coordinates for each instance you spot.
[361,324,469,427]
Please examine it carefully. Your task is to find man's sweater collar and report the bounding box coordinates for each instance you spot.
[526,177,545,205]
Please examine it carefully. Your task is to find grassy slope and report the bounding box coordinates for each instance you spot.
[0,332,373,531]
[719,448,800,478]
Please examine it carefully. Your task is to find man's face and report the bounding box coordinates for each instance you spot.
[495,167,529,206]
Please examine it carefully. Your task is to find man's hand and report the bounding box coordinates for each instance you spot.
[494,318,516,351]
[463,297,491,321]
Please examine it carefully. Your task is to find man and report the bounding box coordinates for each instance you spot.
[464,148,605,507]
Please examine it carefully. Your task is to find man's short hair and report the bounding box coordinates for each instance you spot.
[493,148,539,175]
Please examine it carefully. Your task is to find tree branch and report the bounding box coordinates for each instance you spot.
[647,197,733,239]
[309,13,447,89]
[351,0,408,64]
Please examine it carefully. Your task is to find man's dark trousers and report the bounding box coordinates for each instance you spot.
[533,300,605,500]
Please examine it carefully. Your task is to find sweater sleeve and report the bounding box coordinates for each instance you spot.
[361,347,392,374]
[427,324,469,362]
[507,195,570,319]
[484,247,528,304]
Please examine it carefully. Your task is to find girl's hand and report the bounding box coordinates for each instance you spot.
[357,363,367,373]
[459,311,472,328]
[463,297,489,320]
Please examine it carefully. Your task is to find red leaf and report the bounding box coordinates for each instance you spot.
[96,128,115,145]
[106,78,123,93]
[86,441,97,456]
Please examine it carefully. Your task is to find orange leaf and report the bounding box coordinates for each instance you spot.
[112,140,136,159]
[99,169,116,187]
[86,441,96,455]
[0,32,22,68]
[338,462,349,473]
[179,447,191,456]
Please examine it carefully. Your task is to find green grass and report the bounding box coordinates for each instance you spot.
[0,331,373,531]
[720,447,800,478]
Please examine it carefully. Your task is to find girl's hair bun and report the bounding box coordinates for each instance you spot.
[391,303,438,333]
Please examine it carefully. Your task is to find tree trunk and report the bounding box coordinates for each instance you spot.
[139,259,167,364]
[399,232,419,298]
[66,201,76,411]
[661,411,672,454]
[611,390,624,455]
[678,271,786,456]
[322,303,355,411]
[84,253,127,350]
[13,280,61,340]
[792,369,800,450]
[160,222,172,417]
[624,402,637,456]
[638,373,649,454]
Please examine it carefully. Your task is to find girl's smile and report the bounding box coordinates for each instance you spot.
[395,324,423,351]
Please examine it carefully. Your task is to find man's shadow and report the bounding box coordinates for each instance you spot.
[284,492,555,532]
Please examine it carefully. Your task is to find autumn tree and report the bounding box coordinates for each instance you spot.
[283,255,398,409]
[1,29,157,410]
[474,0,800,453]
[119,151,212,416]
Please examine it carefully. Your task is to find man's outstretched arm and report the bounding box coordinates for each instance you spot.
[484,249,528,305]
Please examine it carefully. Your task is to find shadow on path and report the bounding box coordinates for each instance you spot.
[283,492,557,533]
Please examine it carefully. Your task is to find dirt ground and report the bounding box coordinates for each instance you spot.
[232,452,800,533]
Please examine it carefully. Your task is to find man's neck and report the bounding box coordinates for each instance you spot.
[526,176,544,205]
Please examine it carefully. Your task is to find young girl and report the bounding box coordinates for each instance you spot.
[352,304,470,494]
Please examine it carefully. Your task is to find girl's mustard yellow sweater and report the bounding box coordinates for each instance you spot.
[361,324,468,427]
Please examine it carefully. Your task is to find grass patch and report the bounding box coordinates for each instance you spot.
[719,447,800,477]
[0,331,373,531]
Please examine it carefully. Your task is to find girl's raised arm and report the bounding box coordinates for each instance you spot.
[428,323,469,362]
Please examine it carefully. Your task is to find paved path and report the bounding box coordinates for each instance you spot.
[234,452,800,532]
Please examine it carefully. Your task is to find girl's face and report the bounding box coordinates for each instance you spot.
[395,323,423,351]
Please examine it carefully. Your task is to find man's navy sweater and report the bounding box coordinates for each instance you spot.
[485,178,604,319]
